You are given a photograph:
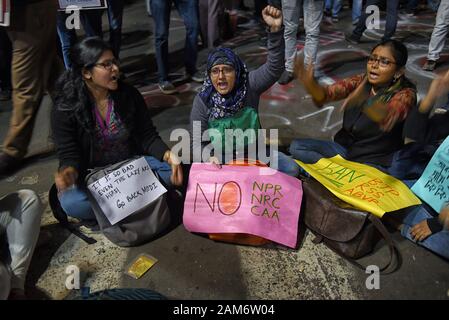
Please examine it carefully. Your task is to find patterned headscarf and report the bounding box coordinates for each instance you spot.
[199,47,248,120]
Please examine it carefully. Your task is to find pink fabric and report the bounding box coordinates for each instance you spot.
[183,164,303,248]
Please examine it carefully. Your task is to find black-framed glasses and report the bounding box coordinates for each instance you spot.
[210,66,235,77]
[367,55,396,68]
[94,59,120,70]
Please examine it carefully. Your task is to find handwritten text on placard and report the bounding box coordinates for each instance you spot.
[88,157,167,225]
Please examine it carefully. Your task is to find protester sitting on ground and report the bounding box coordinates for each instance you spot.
[398,186,449,260]
[290,39,417,176]
[190,5,299,177]
[0,190,43,300]
[51,37,183,222]
[389,69,449,180]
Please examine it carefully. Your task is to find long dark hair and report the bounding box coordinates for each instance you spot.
[54,37,113,112]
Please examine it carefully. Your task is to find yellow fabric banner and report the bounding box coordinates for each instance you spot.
[296,155,421,217]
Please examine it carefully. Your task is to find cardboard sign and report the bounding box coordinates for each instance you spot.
[0,0,10,27]
[412,136,449,213]
[183,164,303,248]
[58,0,107,10]
[296,155,421,217]
[88,157,167,225]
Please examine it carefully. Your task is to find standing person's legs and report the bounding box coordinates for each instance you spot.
[106,0,124,59]
[207,0,222,48]
[174,0,200,77]
[254,0,268,22]
[382,0,399,41]
[0,190,43,293]
[303,0,324,64]
[80,9,103,37]
[198,0,209,47]
[331,0,342,18]
[151,0,172,83]
[325,0,332,12]
[282,0,301,73]
[406,0,419,12]
[350,0,379,40]
[352,0,363,24]
[56,12,78,69]
[427,0,449,62]
[0,28,12,94]
[2,1,59,162]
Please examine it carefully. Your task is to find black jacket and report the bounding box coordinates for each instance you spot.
[51,81,169,179]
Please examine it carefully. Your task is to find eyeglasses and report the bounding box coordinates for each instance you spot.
[210,66,235,77]
[367,55,396,67]
[94,59,120,70]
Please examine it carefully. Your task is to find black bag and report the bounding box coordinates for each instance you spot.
[49,184,97,245]
[84,157,171,247]
[302,178,399,273]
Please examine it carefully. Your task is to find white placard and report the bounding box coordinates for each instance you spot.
[88,157,168,225]
[58,0,104,9]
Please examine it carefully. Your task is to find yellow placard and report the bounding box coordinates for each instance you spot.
[296,155,421,217]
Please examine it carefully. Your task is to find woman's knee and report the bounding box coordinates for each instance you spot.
[59,188,95,220]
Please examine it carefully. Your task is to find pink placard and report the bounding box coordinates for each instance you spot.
[183,164,303,248]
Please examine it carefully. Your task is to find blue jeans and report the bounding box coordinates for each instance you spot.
[352,0,399,41]
[407,0,440,12]
[400,193,449,260]
[150,0,199,82]
[352,0,363,23]
[289,138,348,164]
[272,150,301,177]
[289,138,391,175]
[325,0,342,17]
[57,11,103,69]
[59,156,173,220]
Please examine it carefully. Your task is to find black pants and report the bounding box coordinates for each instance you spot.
[0,29,12,90]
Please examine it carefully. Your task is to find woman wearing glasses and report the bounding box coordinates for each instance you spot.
[190,5,299,176]
[51,37,183,222]
[289,39,417,176]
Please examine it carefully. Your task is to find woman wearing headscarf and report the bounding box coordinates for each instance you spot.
[190,5,299,176]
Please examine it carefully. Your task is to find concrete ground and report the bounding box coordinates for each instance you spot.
[0,1,448,300]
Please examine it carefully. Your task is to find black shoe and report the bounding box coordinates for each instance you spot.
[423,59,437,71]
[345,33,361,44]
[158,81,177,95]
[278,70,294,85]
[0,153,21,176]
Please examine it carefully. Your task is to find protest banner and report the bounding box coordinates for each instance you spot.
[87,157,167,225]
[412,136,449,213]
[183,163,303,248]
[295,155,421,217]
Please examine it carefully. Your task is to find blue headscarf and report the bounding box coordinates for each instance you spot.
[199,47,248,120]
